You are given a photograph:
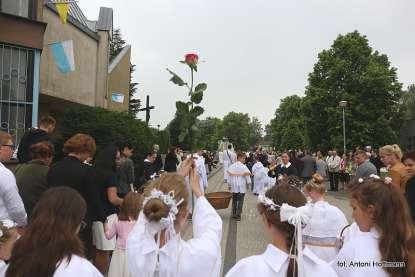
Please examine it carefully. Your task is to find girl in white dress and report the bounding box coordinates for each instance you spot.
[302,173,348,262]
[226,181,337,277]
[104,192,143,277]
[127,159,222,277]
[332,176,415,277]
[4,187,102,277]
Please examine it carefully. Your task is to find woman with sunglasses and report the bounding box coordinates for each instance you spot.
[5,187,102,276]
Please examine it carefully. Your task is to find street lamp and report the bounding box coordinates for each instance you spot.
[339,101,347,154]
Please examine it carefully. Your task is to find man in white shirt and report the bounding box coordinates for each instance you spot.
[227,152,251,221]
[0,131,27,227]
[223,144,236,183]
[327,150,341,191]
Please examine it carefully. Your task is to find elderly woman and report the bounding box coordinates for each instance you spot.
[15,141,54,218]
[379,144,408,192]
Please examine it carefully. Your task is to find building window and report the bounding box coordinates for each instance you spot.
[0,0,29,18]
[0,43,34,144]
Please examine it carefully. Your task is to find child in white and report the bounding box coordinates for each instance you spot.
[332,176,415,277]
[104,192,142,277]
[252,160,269,195]
[227,152,251,220]
[303,174,348,262]
[127,162,222,277]
[226,182,337,277]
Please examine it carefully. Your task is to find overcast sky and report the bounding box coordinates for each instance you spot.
[78,0,414,129]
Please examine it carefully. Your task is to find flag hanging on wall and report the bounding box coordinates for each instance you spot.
[55,3,70,23]
[49,40,75,73]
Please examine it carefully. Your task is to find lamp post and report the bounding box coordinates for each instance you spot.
[339,101,347,154]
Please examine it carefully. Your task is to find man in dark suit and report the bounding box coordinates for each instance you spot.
[301,150,317,183]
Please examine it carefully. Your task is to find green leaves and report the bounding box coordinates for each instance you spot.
[176,101,189,115]
[191,92,203,104]
[166,69,186,86]
[195,83,207,93]
[191,106,204,117]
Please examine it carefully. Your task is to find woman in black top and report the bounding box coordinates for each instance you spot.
[88,144,123,273]
[164,146,179,172]
[268,152,298,178]
[403,151,415,223]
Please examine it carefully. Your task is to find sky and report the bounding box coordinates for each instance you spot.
[78,0,414,129]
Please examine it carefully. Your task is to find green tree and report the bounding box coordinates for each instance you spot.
[129,65,141,117]
[110,29,126,59]
[303,31,403,151]
[269,95,306,150]
[220,112,251,150]
[248,117,263,146]
[400,84,415,121]
[194,117,222,151]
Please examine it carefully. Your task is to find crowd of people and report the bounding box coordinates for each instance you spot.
[0,116,414,276]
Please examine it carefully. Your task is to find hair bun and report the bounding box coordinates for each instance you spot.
[312,173,324,184]
[143,198,169,221]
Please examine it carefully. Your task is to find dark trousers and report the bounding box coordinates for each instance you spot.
[329,172,339,191]
[232,193,245,216]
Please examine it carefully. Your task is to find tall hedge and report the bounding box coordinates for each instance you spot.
[55,106,156,182]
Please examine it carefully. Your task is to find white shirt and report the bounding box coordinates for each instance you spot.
[327,156,341,172]
[0,162,27,226]
[226,244,337,277]
[0,255,102,277]
[227,162,251,193]
[194,154,208,190]
[127,196,222,277]
[332,227,389,277]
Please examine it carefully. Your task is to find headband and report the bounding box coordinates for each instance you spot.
[258,193,310,277]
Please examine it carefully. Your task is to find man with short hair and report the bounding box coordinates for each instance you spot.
[17,115,56,163]
[327,150,341,191]
[141,151,157,184]
[116,141,135,198]
[355,150,378,179]
[0,131,27,227]
[301,150,317,183]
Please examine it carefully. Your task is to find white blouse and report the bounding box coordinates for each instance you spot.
[127,196,222,277]
[226,244,337,277]
[331,227,389,277]
[303,201,349,262]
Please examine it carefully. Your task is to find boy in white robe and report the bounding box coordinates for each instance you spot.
[223,144,236,183]
[227,152,251,221]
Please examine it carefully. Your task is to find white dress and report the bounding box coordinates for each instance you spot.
[226,244,337,277]
[227,162,251,193]
[331,227,389,277]
[252,163,268,194]
[223,150,236,182]
[126,196,222,277]
[303,201,349,262]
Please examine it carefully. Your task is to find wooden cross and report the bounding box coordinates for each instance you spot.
[138,95,155,125]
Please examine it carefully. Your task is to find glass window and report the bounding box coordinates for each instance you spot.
[0,43,33,144]
[0,0,29,18]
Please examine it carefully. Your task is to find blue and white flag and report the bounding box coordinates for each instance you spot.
[49,40,75,73]
[111,93,125,103]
